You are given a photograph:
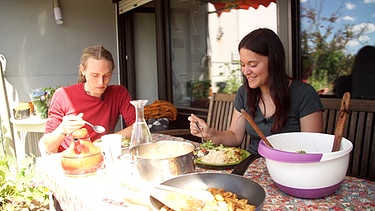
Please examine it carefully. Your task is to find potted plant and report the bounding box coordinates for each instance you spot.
[188,55,212,108]
[217,62,242,94]
[0,156,50,210]
[188,79,211,108]
[30,86,59,119]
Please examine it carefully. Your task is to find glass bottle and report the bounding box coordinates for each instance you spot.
[130,100,152,148]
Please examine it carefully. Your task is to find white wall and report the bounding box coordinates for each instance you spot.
[208,3,277,92]
[0,0,118,105]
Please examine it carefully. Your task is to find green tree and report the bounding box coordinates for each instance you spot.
[217,62,242,94]
[301,0,368,91]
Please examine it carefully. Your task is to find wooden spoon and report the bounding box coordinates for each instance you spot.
[120,182,214,210]
[240,109,273,148]
[150,184,214,210]
[332,92,351,152]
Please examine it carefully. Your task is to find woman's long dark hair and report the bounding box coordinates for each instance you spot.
[238,28,290,132]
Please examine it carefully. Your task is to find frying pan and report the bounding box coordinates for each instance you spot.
[150,172,266,211]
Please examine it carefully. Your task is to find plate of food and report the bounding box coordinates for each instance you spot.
[93,136,131,150]
[195,141,250,169]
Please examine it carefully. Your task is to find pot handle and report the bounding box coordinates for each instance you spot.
[231,154,261,176]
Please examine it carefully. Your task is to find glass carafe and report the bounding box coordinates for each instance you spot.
[130,100,152,148]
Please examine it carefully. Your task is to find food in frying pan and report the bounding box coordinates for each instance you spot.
[159,187,256,211]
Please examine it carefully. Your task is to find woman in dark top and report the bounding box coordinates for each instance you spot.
[188,28,324,154]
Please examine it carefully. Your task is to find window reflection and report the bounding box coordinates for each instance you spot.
[170,1,209,108]
[300,0,375,99]
[170,1,276,108]
[333,45,375,100]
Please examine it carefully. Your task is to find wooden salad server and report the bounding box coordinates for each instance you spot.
[240,108,274,148]
[332,92,351,152]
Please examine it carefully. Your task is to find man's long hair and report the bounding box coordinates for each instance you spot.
[77,45,114,83]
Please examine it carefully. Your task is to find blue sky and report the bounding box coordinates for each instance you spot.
[300,0,375,54]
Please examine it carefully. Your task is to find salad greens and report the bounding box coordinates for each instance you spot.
[199,140,225,150]
[198,140,244,164]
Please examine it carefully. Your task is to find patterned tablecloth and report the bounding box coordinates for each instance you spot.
[36,134,375,211]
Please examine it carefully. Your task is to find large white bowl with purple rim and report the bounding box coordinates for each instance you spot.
[258,132,353,199]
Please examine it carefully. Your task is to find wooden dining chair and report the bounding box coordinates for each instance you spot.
[206,93,236,131]
[157,93,250,149]
[321,97,375,181]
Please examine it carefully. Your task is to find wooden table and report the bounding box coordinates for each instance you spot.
[10,116,46,164]
[36,134,375,211]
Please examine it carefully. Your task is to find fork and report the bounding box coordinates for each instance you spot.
[194,122,207,143]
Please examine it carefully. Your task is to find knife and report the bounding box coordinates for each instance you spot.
[231,154,261,175]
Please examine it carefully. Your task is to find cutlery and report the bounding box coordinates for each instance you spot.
[240,109,273,148]
[83,120,106,133]
[194,122,209,156]
[195,121,207,143]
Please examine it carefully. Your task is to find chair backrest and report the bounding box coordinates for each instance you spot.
[206,93,250,149]
[158,93,249,149]
[207,93,236,131]
[321,97,375,181]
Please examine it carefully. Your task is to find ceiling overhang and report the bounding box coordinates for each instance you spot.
[207,0,276,16]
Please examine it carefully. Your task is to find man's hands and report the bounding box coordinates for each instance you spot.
[57,113,85,135]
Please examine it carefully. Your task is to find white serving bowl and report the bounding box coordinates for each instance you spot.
[258,132,353,199]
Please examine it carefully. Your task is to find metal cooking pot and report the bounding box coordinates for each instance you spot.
[129,141,195,184]
[150,172,266,211]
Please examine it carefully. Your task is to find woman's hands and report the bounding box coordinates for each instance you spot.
[188,114,209,139]
[57,113,85,135]
[188,109,247,148]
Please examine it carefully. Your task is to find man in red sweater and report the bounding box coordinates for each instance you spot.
[40,45,135,153]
